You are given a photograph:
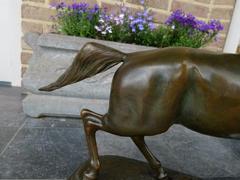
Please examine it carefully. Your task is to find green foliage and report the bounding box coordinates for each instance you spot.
[51,1,223,48]
[54,7,100,38]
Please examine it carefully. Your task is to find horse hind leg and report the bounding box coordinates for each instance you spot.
[131,136,167,179]
[81,109,105,180]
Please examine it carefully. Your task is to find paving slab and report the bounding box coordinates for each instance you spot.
[0,86,25,127]
[24,116,82,129]
[0,86,26,154]
[1,117,240,179]
[0,127,19,153]
[0,126,88,179]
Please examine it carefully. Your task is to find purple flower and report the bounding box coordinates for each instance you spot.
[165,9,197,28]
[129,15,134,21]
[208,19,224,31]
[196,20,209,32]
[131,27,136,32]
[185,14,197,28]
[138,24,144,31]
[140,0,145,5]
[147,16,153,21]
[114,14,125,25]
[51,1,67,9]
[165,9,224,33]
[121,6,127,13]
[143,10,148,17]
[165,9,184,25]
[69,2,89,12]
[90,4,99,13]
[148,22,155,30]
[137,12,142,17]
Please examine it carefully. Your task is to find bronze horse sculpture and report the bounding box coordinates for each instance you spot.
[40,42,240,180]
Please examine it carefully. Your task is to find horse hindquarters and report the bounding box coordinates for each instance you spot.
[105,61,189,136]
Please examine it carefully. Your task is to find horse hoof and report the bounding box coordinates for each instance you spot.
[83,168,98,180]
[157,167,168,180]
[157,174,168,180]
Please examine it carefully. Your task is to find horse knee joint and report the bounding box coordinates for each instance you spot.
[81,109,90,119]
[90,160,100,170]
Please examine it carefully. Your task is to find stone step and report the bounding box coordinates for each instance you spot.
[22,93,109,118]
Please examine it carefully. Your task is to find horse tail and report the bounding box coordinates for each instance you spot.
[39,42,127,91]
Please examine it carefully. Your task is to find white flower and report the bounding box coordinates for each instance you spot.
[95,26,101,32]
[109,14,114,20]
[171,25,175,30]
[99,18,104,23]
[119,14,124,19]
[106,26,112,33]
[101,31,107,35]
[106,26,111,30]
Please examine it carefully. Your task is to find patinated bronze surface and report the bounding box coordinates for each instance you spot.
[40,42,240,180]
[68,156,197,180]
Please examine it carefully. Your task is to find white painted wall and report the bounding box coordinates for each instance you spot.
[0,0,21,86]
[224,0,240,53]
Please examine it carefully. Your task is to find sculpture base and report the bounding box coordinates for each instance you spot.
[68,156,198,180]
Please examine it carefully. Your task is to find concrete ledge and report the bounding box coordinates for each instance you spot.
[37,33,157,52]
[22,94,109,118]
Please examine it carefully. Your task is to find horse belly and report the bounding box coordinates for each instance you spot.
[179,72,240,138]
[106,91,174,136]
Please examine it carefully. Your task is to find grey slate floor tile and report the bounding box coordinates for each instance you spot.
[0,86,26,155]
[0,127,19,153]
[0,126,88,179]
[24,116,82,129]
[0,86,26,128]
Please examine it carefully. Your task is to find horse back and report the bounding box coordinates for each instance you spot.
[179,50,240,138]
[103,47,240,138]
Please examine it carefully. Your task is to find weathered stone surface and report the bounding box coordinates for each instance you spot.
[22,33,156,117]
[0,127,19,153]
[22,94,109,118]
[0,86,26,127]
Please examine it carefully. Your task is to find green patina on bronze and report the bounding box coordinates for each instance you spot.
[40,43,240,180]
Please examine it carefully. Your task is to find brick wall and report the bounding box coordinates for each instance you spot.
[21,0,236,75]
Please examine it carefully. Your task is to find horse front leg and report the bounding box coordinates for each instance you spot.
[81,109,104,180]
[131,136,167,179]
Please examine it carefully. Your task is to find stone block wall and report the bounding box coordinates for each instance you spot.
[21,0,236,75]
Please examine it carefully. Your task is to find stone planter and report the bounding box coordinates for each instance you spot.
[22,33,156,118]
